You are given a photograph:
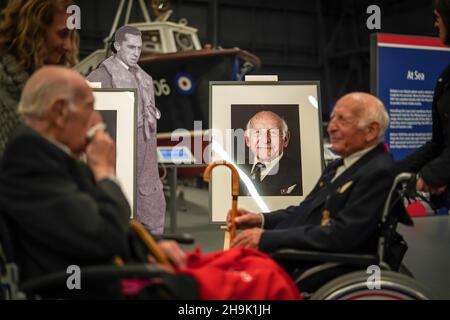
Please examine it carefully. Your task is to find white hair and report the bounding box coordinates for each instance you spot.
[245,111,289,138]
[357,100,389,141]
[17,77,77,118]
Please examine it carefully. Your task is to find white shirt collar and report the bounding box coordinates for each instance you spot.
[251,153,284,181]
[343,144,377,168]
[332,144,378,182]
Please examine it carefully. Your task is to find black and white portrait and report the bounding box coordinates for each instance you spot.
[231,104,302,197]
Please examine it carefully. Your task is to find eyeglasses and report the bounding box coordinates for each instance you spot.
[248,128,283,138]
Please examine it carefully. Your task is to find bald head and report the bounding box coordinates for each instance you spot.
[18,66,90,118]
[338,92,389,140]
[245,110,290,162]
[246,111,288,138]
[328,92,389,158]
[18,66,96,156]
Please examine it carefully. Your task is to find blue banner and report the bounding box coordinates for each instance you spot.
[375,34,450,160]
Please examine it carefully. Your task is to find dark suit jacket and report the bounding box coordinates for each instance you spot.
[397,64,450,187]
[239,155,302,196]
[259,144,396,254]
[0,125,137,281]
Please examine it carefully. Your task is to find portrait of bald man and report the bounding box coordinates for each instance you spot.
[232,107,302,197]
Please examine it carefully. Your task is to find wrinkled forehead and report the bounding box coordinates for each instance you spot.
[250,114,282,129]
[331,98,362,118]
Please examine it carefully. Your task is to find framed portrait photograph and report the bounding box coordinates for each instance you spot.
[209,81,323,223]
[93,89,138,215]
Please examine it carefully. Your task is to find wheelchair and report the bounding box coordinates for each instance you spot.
[271,173,433,300]
[1,173,434,300]
[0,212,197,300]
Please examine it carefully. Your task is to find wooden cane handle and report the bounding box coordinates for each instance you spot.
[129,220,175,273]
[204,161,240,245]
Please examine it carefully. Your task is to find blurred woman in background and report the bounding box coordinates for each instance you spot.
[397,0,450,202]
[0,0,79,156]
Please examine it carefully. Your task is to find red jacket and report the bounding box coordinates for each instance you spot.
[181,247,301,300]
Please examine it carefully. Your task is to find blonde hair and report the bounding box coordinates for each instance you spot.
[0,0,79,71]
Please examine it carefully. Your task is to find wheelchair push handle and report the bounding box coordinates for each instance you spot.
[381,172,416,226]
[393,172,416,186]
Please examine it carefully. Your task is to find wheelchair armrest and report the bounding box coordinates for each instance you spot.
[137,223,194,244]
[271,249,379,267]
[20,264,164,293]
[153,233,195,244]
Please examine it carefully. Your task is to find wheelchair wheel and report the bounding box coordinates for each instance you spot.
[310,270,432,300]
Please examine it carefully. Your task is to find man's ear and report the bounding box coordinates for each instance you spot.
[48,98,69,128]
[113,41,121,53]
[366,122,380,142]
[283,131,290,148]
[245,133,251,147]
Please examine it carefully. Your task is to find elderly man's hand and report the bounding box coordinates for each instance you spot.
[416,177,446,195]
[231,228,263,249]
[227,208,262,230]
[86,130,116,181]
[156,240,187,269]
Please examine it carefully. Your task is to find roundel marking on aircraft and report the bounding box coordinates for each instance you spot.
[174,73,195,95]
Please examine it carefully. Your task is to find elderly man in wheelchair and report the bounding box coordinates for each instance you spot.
[227,92,432,299]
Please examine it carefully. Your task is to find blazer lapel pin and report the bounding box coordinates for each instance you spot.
[281,184,297,195]
[320,209,331,226]
[337,181,353,194]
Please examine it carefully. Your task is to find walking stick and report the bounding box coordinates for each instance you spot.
[203,161,240,249]
[129,220,176,273]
